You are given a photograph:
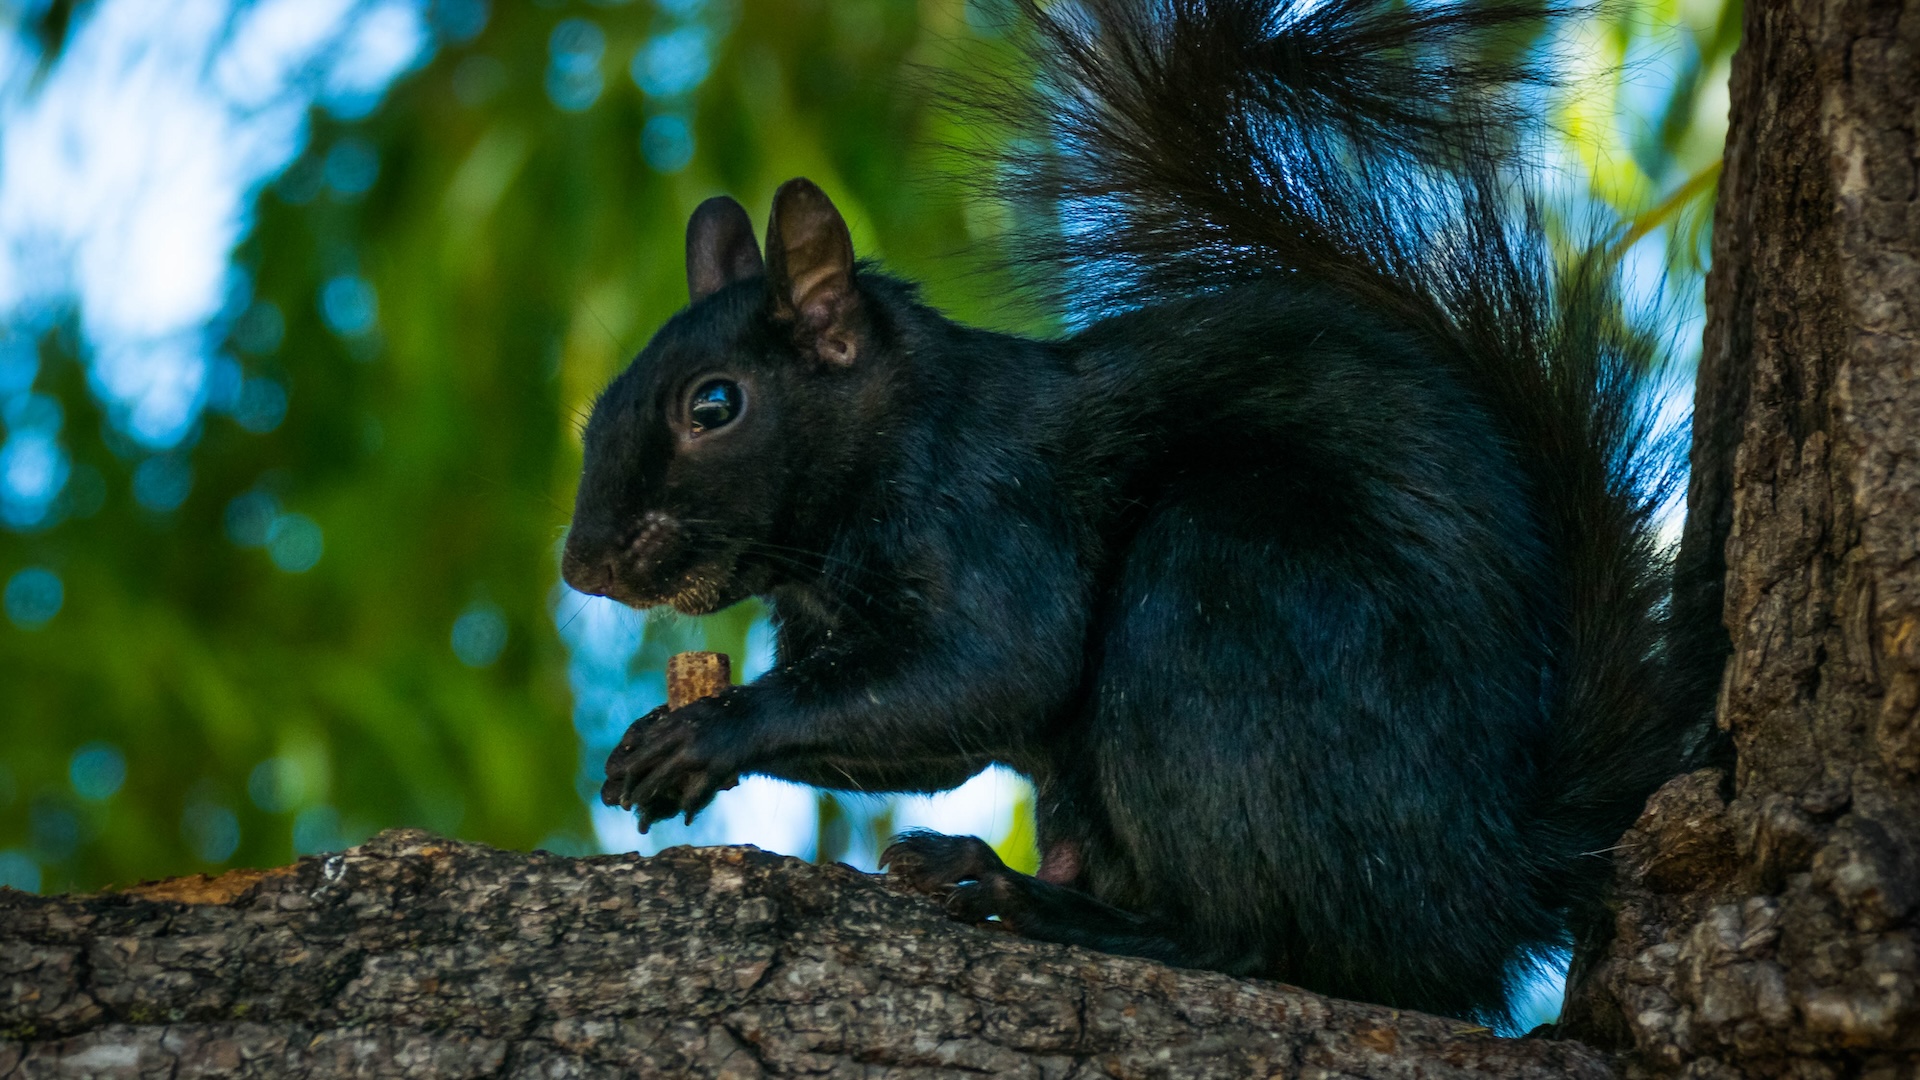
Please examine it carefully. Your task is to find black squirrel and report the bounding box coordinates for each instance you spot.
[562,0,1701,1025]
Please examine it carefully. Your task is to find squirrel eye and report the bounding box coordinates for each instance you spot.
[688,379,743,433]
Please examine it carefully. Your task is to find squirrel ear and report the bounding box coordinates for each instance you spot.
[765,178,860,366]
[686,196,764,303]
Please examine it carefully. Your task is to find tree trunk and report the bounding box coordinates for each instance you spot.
[1560,0,1920,1073]
[0,829,1613,1079]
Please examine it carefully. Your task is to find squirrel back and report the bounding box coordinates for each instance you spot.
[990,0,1692,938]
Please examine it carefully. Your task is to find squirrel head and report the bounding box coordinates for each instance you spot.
[562,179,889,614]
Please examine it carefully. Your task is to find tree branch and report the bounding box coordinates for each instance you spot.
[2,829,1615,1078]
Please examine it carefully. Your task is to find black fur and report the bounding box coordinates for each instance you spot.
[563,0,1698,1025]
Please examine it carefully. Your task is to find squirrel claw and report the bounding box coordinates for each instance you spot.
[883,831,1031,930]
[882,831,1007,894]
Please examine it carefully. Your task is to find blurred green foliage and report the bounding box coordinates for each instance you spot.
[1562,0,1741,277]
[1,0,1038,892]
[1,0,1731,894]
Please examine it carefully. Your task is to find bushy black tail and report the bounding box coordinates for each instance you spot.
[995,0,1698,929]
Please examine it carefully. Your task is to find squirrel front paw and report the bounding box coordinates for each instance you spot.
[601,697,742,831]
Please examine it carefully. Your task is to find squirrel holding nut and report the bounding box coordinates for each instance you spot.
[562,0,1704,1025]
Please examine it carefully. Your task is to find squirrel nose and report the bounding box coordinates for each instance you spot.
[560,544,616,598]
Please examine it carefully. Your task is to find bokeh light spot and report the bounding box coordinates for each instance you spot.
[324,137,381,197]
[232,378,288,434]
[0,429,71,528]
[319,275,378,336]
[4,391,63,435]
[293,805,344,855]
[631,26,711,98]
[4,567,64,629]
[182,801,241,863]
[546,18,604,111]
[433,0,491,44]
[248,757,302,813]
[0,851,40,893]
[205,356,244,411]
[70,743,127,802]
[132,455,193,513]
[266,513,324,572]
[0,335,36,396]
[1,392,71,528]
[549,18,605,72]
[224,489,279,547]
[641,114,694,173]
[452,600,509,667]
[278,155,325,205]
[231,300,285,354]
[546,67,603,111]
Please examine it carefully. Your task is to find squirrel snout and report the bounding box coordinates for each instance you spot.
[559,545,619,599]
[561,548,654,607]
[560,512,683,607]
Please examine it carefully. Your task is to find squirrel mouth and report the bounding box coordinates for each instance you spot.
[621,549,752,615]
[664,575,728,615]
[562,512,763,613]
[569,561,738,614]
[660,544,764,614]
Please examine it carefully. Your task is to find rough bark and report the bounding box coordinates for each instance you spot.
[1562,0,1920,1072]
[0,829,1614,1079]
